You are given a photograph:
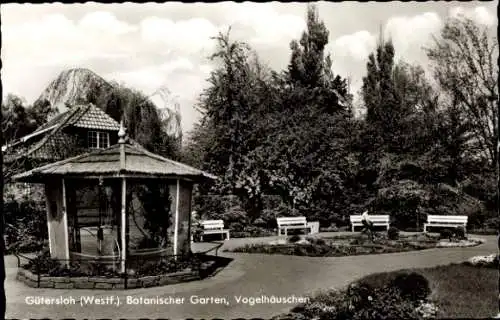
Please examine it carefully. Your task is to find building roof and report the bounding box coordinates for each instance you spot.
[35,103,121,133]
[12,140,217,183]
[3,103,121,160]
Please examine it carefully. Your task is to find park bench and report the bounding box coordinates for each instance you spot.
[350,215,390,232]
[424,215,468,233]
[277,217,310,236]
[200,220,230,241]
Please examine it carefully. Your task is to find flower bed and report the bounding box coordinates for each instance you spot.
[228,234,443,257]
[272,272,436,320]
[465,253,498,268]
[273,262,498,319]
[435,237,484,248]
[16,266,207,289]
[16,251,226,289]
[228,232,485,257]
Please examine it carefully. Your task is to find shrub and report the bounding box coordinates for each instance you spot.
[454,226,466,240]
[322,223,338,232]
[387,227,400,240]
[192,195,226,220]
[288,235,301,243]
[389,272,431,302]
[289,282,421,320]
[4,197,47,247]
[306,237,326,246]
[439,228,454,241]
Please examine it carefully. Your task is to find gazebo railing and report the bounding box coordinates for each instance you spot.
[13,241,224,288]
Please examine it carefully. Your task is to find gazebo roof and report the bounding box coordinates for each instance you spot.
[12,141,217,183]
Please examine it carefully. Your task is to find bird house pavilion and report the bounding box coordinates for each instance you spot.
[13,125,215,273]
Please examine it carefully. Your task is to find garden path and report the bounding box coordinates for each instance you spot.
[5,233,497,319]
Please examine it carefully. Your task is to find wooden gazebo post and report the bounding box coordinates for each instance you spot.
[173,178,180,259]
[118,121,127,273]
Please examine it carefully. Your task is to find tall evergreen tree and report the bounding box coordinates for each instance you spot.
[286,4,351,115]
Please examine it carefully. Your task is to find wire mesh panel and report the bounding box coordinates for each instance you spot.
[126,179,173,272]
[66,178,121,273]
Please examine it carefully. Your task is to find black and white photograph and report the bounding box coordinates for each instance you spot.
[0,1,498,319]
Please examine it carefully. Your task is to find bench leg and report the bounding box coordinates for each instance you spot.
[226,231,230,240]
[423,224,427,233]
[352,225,354,232]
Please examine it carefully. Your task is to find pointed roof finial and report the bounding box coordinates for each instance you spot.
[118,119,127,144]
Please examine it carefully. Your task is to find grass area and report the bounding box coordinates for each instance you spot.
[359,263,498,318]
[274,262,497,319]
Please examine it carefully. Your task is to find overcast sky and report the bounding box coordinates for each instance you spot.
[1,1,497,134]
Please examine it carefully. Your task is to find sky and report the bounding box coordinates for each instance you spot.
[1,1,498,134]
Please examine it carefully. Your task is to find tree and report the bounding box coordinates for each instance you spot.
[1,94,59,184]
[361,37,409,153]
[287,4,351,115]
[95,83,180,159]
[425,16,498,168]
[197,28,258,189]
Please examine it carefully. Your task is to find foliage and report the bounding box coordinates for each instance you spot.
[285,274,429,320]
[439,228,454,241]
[1,94,57,145]
[387,227,400,240]
[454,226,466,240]
[389,272,431,302]
[187,5,354,226]
[229,235,438,257]
[1,95,58,183]
[426,16,498,168]
[185,9,496,234]
[354,263,497,318]
[374,179,429,230]
[3,195,47,250]
[131,182,172,248]
[23,251,199,278]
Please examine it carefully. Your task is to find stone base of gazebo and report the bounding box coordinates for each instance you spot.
[16,260,219,289]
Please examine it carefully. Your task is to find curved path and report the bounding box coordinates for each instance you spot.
[5,234,497,319]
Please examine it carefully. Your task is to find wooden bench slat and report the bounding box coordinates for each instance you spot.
[199,220,230,241]
[276,216,309,236]
[424,215,468,233]
[349,215,390,232]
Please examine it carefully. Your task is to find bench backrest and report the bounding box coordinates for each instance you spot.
[277,217,307,227]
[201,220,225,230]
[350,215,390,223]
[427,215,468,223]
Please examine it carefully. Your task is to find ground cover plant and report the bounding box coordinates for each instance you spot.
[358,263,498,318]
[273,261,497,319]
[21,250,201,278]
[273,271,435,320]
[227,230,482,257]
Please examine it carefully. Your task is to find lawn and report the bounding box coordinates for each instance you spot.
[273,262,498,319]
[359,263,498,318]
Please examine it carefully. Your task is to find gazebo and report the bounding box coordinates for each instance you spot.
[12,124,215,273]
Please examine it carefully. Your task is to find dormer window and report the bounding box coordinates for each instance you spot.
[88,131,110,149]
